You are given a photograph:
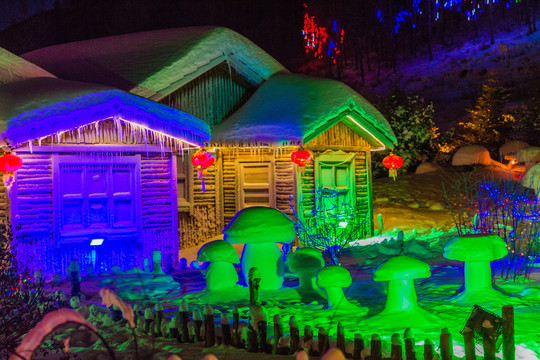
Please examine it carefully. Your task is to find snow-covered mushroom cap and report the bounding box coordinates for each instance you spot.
[287,247,325,273]
[197,240,240,263]
[373,255,430,281]
[452,145,491,166]
[443,234,507,262]
[500,141,529,158]
[317,266,352,288]
[223,206,296,244]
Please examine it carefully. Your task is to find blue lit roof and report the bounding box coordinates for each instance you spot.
[0,77,210,146]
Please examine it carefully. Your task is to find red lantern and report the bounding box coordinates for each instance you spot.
[382,153,403,181]
[291,148,313,166]
[0,153,22,188]
[0,153,22,173]
[191,149,216,192]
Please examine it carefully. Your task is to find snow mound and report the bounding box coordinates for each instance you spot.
[522,163,540,195]
[517,146,540,165]
[500,140,529,158]
[452,145,491,166]
[415,162,440,174]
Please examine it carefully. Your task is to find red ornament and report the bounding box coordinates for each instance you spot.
[291,148,313,166]
[382,153,403,181]
[0,153,22,188]
[0,153,23,173]
[191,149,216,192]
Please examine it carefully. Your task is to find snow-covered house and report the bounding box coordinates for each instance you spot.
[19,27,396,257]
[0,74,210,273]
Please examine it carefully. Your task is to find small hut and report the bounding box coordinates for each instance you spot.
[0,76,210,273]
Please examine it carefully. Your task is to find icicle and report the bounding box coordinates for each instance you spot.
[28,140,33,154]
[38,137,42,147]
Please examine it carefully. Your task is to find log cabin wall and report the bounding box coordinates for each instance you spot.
[160,62,258,127]
[10,119,180,273]
[177,147,295,250]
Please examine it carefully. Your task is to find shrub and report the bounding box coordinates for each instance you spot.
[374,91,438,177]
[0,224,58,357]
[443,171,539,280]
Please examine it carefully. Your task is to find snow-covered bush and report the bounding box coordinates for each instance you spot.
[0,225,58,357]
[443,171,539,279]
[374,91,437,177]
[290,188,367,265]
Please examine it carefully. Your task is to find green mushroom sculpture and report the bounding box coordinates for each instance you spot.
[443,233,508,304]
[370,255,440,328]
[317,265,368,315]
[374,255,431,313]
[224,207,296,290]
[197,240,240,291]
[287,247,325,294]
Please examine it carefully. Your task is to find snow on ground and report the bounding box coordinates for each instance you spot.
[39,169,539,360]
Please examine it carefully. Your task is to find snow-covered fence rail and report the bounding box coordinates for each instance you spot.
[130,303,516,360]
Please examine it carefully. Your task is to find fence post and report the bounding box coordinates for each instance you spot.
[222,312,232,346]
[304,325,315,357]
[273,314,283,354]
[371,334,382,360]
[193,309,203,343]
[440,328,453,360]
[232,305,241,348]
[247,325,258,352]
[204,304,216,347]
[404,328,415,360]
[353,334,364,360]
[179,300,190,343]
[482,320,496,360]
[169,316,180,340]
[423,339,434,360]
[318,327,329,356]
[502,305,515,360]
[463,327,476,360]
[290,316,300,354]
[155,303,164,338]
[337,323,346,354]
[258,320,268,353]
[391,333,403,360]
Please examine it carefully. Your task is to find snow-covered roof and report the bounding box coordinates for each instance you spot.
[0,77,210,147]
[0,47,55,84]
[211,73,397,149]
[22,27,287,101]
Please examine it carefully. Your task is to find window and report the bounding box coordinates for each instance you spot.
[315,151,356,208]
[176,155,190,210]
[239,162,274,208]
[53,154,141,243]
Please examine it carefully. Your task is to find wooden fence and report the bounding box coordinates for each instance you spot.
[131,303,516,360]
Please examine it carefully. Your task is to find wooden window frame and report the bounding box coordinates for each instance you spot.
[175,154,192,212]
[314,151,356,208]
[237,159,276,209]
[52,152,142,245]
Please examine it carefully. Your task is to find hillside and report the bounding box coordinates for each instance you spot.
[339,19,540,131]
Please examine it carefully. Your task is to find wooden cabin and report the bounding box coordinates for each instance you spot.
[19,27,396,261]
[0,77,210,273]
